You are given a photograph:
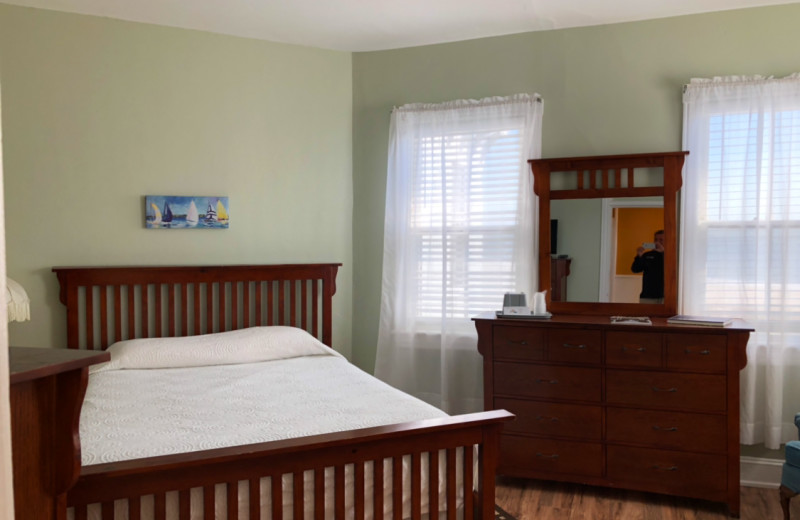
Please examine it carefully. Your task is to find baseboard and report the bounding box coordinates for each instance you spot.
[741,456,783,488]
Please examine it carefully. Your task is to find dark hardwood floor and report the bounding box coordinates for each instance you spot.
[496,477,794,520]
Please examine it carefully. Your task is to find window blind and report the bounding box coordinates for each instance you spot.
[702,109,800,318]
[411,128,524,319]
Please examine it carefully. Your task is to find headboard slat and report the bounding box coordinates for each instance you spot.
[54,264,341,350]
[86,286,95,350]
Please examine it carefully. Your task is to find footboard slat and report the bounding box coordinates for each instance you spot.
[248,479,259,520]
[314,467,325,520]
[293,472,304,520]
[155,492,166,520]
[335,464,346,520]
[355,460,365,520]
[129,495,140,520]
[411,452,421,520]
[228,481,238,519]
[373,458,384,520]
[271,475,282,520]
[392,456,402,520]
[446,448,456,520]
[101,501,113,519]
[463,448,474,520]
[179,489,190,519]
[428,450,439,520]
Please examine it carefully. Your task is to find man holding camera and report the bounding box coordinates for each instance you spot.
[631,230,665,304]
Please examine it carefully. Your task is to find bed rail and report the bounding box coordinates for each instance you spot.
[67,410,513,520]
[53,264,341,349]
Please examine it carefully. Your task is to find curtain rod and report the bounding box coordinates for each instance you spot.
[391,94,542,114]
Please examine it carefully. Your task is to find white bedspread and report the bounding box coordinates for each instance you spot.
[81,334,446,465]
[75,328,462,520]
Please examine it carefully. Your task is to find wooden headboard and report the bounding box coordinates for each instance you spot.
[53,264,341,350]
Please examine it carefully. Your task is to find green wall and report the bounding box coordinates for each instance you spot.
[0,4,354,356]
[351,4,800,372]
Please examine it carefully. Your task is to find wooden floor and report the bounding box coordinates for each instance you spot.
[496,477,797,520]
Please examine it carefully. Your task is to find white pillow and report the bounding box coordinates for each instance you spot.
[90,326,340,373]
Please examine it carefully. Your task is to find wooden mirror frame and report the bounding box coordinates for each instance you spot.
[529,151,688,317]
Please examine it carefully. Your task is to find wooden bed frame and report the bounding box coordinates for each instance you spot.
[53,264,513,520]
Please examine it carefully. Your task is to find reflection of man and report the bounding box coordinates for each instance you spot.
[631,230,664,304]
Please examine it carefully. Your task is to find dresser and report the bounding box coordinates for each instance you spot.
[474,313,751,516]
[9,347,109,520]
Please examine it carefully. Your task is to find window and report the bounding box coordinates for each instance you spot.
[412,127,526,319]
[700,109,800,320]
[682,74,800,448]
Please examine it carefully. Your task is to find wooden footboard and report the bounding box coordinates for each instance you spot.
[66,410,513,520]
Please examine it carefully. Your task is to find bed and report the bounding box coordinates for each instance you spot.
[53,264,512,520]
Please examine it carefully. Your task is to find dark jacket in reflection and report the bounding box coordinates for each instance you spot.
[631,251,664,299]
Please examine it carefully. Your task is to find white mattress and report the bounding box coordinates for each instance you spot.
[74,327,461,520]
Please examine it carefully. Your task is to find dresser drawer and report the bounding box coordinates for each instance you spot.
[607,446,727,499]
[606,370,726,412]
[501,435,603,478]
[606,331,662,368]
[606,407,726,453]
[548,329,602,364]
[495,398,602,440]
[666,334,727,373]
[493,325,545,361]
[494,362,601,402]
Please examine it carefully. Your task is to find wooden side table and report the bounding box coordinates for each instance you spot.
[9,347,109,520]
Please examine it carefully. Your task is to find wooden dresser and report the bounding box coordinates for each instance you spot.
[474,313,751,516]
[9,347,109,520]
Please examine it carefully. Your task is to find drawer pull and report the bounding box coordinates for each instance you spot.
[684,348,711,355]
[535,378,559,385]
[621,345,647,352]
[651,386,678,393]
[651,465,678,472]
[534,415,560,422]
[535,452,559,459]
[509,340,529,346]
[652,425,679,432]
[562,343,587,349]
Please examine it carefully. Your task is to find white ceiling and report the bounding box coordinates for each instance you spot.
[2,0,797,51]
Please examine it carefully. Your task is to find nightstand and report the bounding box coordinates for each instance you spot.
[9,347,109,520]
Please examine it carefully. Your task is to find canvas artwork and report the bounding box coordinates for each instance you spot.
[145,195,230,229]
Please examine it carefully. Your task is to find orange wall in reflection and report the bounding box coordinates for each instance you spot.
[615,207,664,275]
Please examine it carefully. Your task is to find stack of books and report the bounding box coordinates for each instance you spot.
[667,315,733,327]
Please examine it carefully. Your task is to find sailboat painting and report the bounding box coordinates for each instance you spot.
[145,196,229,229]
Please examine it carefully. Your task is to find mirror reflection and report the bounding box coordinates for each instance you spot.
[550,197,664,304]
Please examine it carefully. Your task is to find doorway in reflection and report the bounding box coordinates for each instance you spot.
[549,197,663,303]
[605,203,664,303]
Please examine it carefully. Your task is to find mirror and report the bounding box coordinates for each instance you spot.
[529,152,687,317]
[551,196,664,303]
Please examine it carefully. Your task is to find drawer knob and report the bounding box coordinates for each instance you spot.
[535,452,559,460]
[621,345,647,352]
[652,425,679,432]
[535,378,559,385]
[651,465,679,472]
[651,386,678,393]
[684,348,711,355]
[562,343,587,349]
[534,415,560,422]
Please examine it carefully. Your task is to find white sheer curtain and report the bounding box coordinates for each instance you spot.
[681,74,800,449]
[374,94,542,414]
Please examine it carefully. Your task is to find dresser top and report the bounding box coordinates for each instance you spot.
[472,312,754,332]
[9,346,109,385]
